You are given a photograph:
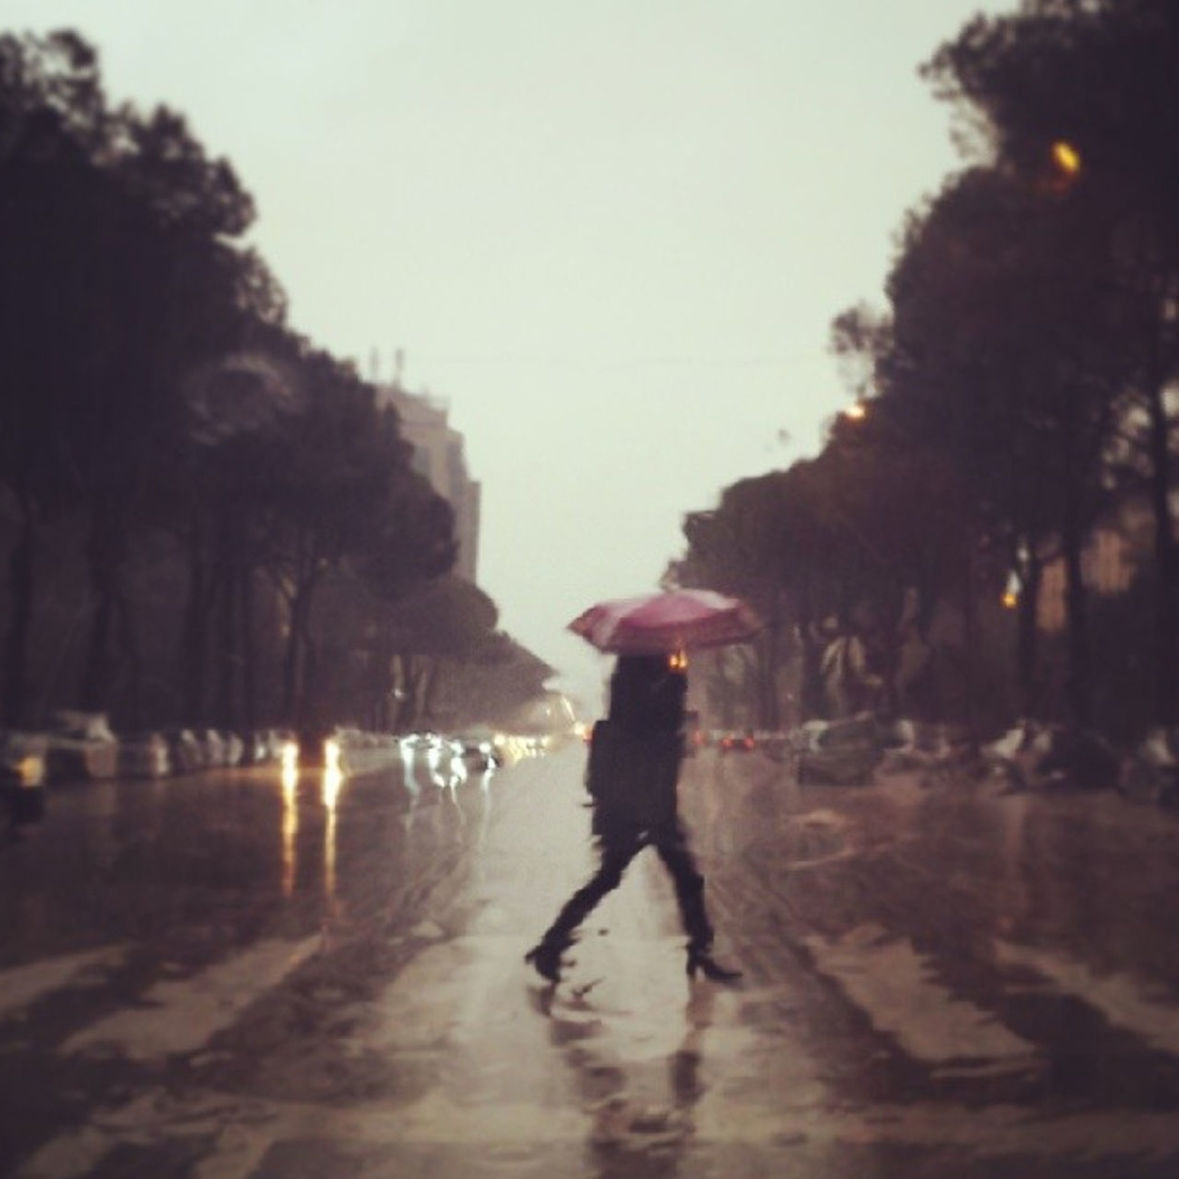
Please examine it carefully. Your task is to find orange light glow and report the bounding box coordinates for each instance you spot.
[281,740,299,776]
[1002,590,1018,609]
[1051,140,1081,178]
[669,648,688,671]
[322,763,342,901]
[843,402,867,421]
[281,760,298,898]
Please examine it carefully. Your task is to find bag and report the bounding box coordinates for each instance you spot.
[586,719,681,833]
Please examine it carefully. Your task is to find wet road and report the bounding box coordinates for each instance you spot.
[3,740,1179,1177]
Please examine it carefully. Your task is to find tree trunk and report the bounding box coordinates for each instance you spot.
[755,623,781,730]
[1145,371,1179,725]
[875,631,902,722]
[79,592,112,711]
[1016,552,1043,718]
[872,588,910,722]
[393,653,424,730]
[797,588,828,721]
[213,509,247,731]
[1060,425,1093,731]
[114,582,143,729]
[283,574,321,734]
[420,658,442,727]
[240,567,258,738]
[280,587,305,726]
[215,570,238,730]
[962,546,981,747]
[2,491,36,728]
[79,498,122,712]
[212,575,235,731]
[301,615,320,735]
[178,521,210,724]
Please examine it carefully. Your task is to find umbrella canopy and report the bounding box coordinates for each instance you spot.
[568,589,762,654]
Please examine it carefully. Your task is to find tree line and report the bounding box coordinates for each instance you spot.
[671,0,1179,745]
[0,30,547,739]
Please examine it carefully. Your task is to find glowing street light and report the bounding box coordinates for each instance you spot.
[1051,139,1082,179]
[843,401,867,422]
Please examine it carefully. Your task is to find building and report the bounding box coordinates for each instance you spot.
[376,383,481,584]
[1036,526,1137,632]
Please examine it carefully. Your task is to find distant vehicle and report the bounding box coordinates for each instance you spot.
[457,736,501,770]
[399,732,461,757]
[718,731,757,754]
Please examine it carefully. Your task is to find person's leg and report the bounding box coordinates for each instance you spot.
[526,833,643,981]
[652,824,713,947]
[653,824,741,982]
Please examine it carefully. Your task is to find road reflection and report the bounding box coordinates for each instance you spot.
[529,977,721,1177]
[322,757,342,902]
[278,738,344,901]
[280,755,298,899]
[268,732,560,918]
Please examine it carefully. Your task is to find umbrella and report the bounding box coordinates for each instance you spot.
[568,589,762,654]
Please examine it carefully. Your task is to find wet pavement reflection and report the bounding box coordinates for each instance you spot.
[2,740,1179,1176]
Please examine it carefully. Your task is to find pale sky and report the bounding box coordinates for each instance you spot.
[3,0,1017,711]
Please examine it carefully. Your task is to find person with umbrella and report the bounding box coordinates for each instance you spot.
[525,590,756,984]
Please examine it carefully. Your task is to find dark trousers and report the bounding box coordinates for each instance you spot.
[539,819,714,950]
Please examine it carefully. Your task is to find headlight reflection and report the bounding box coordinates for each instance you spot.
[280,745,299,898]
[322,740,343,901]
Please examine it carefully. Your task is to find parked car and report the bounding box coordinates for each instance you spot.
[44,711,118,782]
[164,728,205,774]
[117,732,171,778]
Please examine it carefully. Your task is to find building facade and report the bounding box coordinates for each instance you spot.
[377,384,481,584]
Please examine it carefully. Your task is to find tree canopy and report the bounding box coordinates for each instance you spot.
[0,31,487,734]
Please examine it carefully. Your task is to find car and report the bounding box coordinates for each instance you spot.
[398,731,468,761]
[458,737,501,770]
[718,731,757,753]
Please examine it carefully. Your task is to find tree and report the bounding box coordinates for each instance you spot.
[673,477,804,728]
[375,576,498,730]
[841,164,1137,726]
[261,361,455,733]
[924,0,1179,724]
[65,105,266,719]
[672,430,969,727]
[0,32,109,724]
[0,32,274,724]
[0,31,466,738]
[167,333,307,729]
[811,406,975,720]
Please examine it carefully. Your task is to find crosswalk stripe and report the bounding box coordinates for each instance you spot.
[0,946,128,1020]
[16,1079,1179,1179]
[804,923,1039,1074]
[996,939,1179,1056]
[61,936,320,1061]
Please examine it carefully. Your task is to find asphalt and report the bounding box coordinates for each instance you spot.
[2,740,1179,1177]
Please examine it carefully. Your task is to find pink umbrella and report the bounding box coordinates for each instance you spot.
[568,589,762,654]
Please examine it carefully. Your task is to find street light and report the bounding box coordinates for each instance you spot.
[1051,139,1082,179]
[1044,139,1082,197]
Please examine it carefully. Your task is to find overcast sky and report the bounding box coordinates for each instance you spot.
[4,0,1017,712]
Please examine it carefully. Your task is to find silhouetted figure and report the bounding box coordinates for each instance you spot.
[3,769,43,842]
[526,653,740,984]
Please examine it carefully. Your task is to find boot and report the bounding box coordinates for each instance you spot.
[524,938,568,983]
[686,942,742,983]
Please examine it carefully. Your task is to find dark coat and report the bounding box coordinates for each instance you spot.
[585,719,683,836]
[585,655,688,838]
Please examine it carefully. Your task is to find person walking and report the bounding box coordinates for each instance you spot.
[525,652,740,984]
